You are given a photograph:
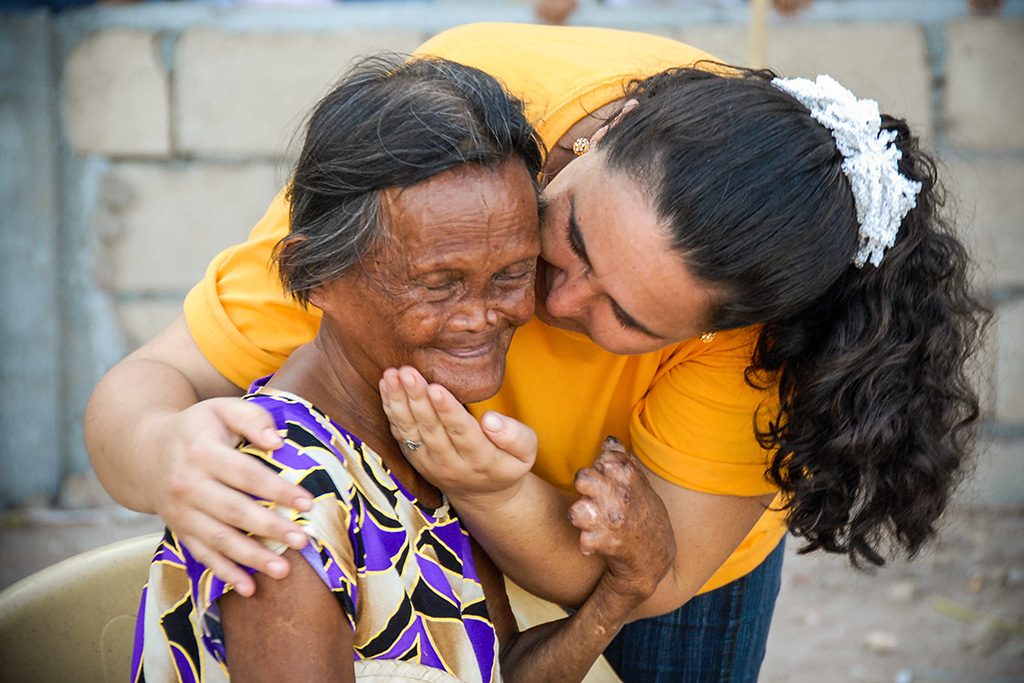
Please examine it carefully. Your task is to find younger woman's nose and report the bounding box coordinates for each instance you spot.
[544,268,595,319]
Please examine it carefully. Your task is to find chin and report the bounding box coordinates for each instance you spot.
[444,362,506,404]
[418,349,507,405]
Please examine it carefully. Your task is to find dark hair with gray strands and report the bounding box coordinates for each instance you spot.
[274,54,545,305]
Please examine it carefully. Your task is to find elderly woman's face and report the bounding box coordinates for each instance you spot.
[312,159,540,404]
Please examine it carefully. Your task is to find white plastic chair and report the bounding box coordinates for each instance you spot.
[0,532,161,683]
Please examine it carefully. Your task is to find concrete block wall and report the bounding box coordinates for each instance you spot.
[2,0,1022,507]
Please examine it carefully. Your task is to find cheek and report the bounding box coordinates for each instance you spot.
[500,283,537,326]
[390,307,448,346]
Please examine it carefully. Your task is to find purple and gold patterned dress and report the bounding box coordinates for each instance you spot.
[131,377,500,683]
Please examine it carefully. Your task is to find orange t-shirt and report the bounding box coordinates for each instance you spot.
[184,22,786,594]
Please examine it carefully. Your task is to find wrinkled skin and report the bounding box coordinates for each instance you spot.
[570,437,676,599]
[379,365,675,600]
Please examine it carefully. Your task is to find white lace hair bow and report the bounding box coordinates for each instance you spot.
[771,75,922,268]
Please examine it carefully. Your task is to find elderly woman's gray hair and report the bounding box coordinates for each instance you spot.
[275,54,545,305]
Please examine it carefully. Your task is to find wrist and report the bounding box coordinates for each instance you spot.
[135,407,190,510]
[449,476,526,514]
[597,563,664,605]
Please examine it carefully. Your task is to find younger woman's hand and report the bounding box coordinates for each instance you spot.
[149,397,313,596]
[569,437,676,601]
[379,366,537,505]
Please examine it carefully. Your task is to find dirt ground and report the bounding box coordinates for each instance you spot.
[1,504,1021,682]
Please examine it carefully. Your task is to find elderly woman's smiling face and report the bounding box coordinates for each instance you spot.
[311,159,540,404]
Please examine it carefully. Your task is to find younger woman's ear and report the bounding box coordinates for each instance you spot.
[590,98,639,146]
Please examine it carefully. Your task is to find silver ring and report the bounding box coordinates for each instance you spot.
[402,439,423,452]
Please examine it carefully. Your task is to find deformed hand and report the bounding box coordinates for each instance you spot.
[569,437,676,600]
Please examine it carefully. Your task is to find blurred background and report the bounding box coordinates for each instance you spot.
[1,0,1022,680]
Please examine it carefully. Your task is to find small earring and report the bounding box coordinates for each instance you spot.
[699,331,716,343]
[572,137,590,156]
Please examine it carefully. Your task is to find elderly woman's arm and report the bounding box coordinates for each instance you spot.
[221,448,671,683]
[477,442,675,682]
[381,366,774,618]
[220,549,356,682]
[84,315,312,595]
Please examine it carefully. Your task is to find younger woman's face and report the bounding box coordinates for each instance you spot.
[536,150,718,355]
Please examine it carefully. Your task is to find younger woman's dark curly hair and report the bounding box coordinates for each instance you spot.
[601,65,989,566]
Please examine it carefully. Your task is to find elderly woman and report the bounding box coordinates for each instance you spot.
[131,56,673,683]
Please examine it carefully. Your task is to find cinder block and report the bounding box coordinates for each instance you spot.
[972,319,996,422]
[176,29,422,157]
[961,437,1024,507]
[994,299,1024,425]
[682,23,932,139]
[96,162,280,291]
[946,157,1024,290]
[116,299,183,349]
[946,19,1024,151]
[62,29,170,157]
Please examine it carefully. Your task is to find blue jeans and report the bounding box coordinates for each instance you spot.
[603,538,785,682]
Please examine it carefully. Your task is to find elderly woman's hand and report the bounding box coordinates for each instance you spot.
[569,437,676,601]
[379,366,537,504]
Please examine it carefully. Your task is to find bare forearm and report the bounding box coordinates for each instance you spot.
[453,472,773,621]
[499,573,642,683]
[85,357,213,511]
[451,474,606,608]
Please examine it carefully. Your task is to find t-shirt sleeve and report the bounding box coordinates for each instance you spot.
[629,326,780,497]
[238,439,360,624]
[183,189,321,389]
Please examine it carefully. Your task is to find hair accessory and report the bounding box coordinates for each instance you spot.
[699,332,716,343]
[771,75,922,267]
[402,439,423,452]
[572,137,590,156]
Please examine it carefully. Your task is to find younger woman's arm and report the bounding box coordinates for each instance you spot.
[84,315,312,594]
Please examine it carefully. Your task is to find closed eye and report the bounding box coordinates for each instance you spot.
[610,300,658,338]
[496,269,533,281]
[423,279,456,292]
[565,194,661,341]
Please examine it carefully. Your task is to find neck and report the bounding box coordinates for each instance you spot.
[267,322,442,507]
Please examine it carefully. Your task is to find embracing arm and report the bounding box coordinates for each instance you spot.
[381,365,774,618]
[84,315,312,593]
[467,468,772,616]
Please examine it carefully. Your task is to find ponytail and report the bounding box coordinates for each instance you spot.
[603,67,989,565]
[753,118,988,565]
